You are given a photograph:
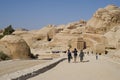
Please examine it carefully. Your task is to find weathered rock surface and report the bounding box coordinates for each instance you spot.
[86,5,120,34]
[104,26,120,49]
[13,25,59,48]
[82,33,108,53]
[0,35,31,59]
[66,20,86,29]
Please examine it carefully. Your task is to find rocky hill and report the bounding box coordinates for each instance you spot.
[86,5,120,34]
[0,5,120,60]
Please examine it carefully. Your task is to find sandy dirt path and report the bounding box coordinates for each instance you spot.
[0,59,48,76]
[28,55,120,80]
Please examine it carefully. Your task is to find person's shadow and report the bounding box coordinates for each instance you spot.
[72,60,90,63]
[81,60,90,63]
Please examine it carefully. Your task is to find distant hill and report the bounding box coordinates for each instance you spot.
[15,28,29,31]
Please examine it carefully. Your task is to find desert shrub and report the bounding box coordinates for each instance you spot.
[3,25,15,35]
[0,52,11,60]
[0,35,4,39]
[29,53,39,59]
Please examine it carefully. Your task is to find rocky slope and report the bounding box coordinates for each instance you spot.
[86,5,120,34]
[104,25,120,49]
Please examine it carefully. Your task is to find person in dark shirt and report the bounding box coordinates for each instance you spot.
[79,50,84,62]
[67,49,72,63]
[96,53,98,60]
[73,48,78,63]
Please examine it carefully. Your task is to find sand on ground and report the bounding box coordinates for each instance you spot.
[28,54,120,80]
[0,59,49,76]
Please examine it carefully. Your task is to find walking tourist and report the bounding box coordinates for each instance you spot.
[79,50,84,62]
[73,48,78,62]
[96,53,98,60]
[87,51,89,55]
[67,49,72,63]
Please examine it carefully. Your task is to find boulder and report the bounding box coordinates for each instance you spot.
[0,35,31,59]
[13,30,39,48]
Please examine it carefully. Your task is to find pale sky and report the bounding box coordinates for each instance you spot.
[0,0,120,30]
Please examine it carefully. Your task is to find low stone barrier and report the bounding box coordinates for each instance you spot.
[0,57,66,80]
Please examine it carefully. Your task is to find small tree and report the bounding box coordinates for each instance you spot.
[0,35,4,39]
[0,52,11,60]
[3,25,15,35]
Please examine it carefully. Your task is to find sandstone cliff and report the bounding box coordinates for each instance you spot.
[86,5,120,34]
[104,26,120,49]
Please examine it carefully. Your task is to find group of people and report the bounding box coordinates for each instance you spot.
[67,48,99,63]
[67,48,84,63]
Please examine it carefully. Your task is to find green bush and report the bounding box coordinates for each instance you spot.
[0,52,11,60]
[0,35,4,39]
[3,25,15,35]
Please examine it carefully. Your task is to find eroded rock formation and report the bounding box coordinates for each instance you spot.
[0,35,31,59]
[86,5,120,34]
